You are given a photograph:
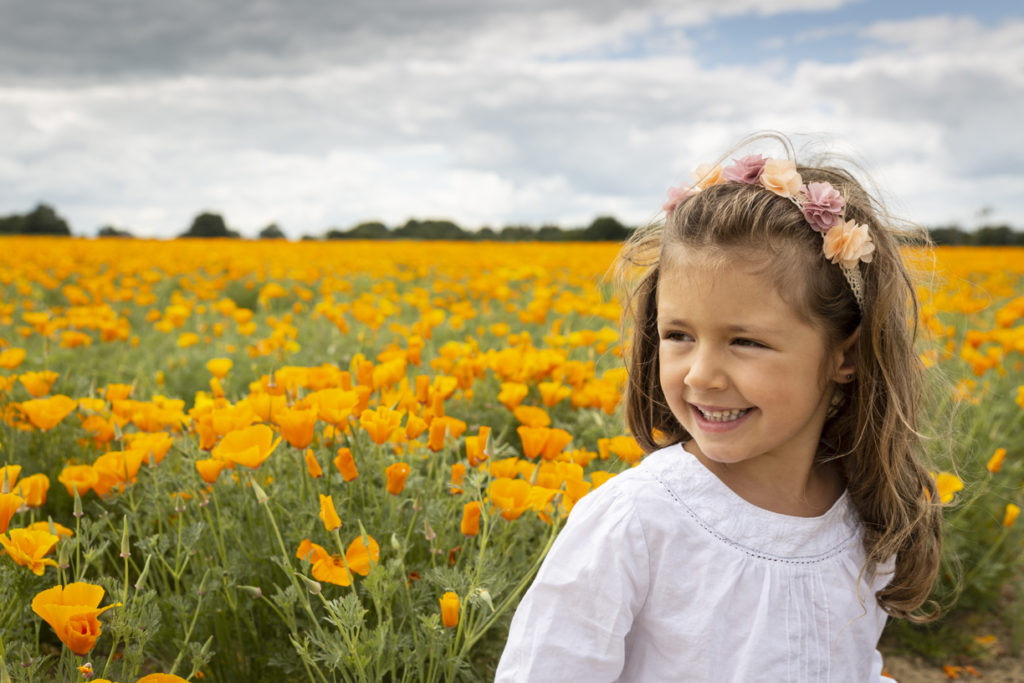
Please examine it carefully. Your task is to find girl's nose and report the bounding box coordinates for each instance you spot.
[683,347,727,391]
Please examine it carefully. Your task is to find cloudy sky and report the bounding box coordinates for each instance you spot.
[1,0,1021,238]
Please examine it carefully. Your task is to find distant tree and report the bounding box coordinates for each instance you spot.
[476,226,497,240]
[974,225,1018,246]
[181,212,238,238]
[499,225,535,241]
[301,234,320,241]
[345,222,391,239]
[581,216,629,241]
[394,219,467,240]
[259,223,286,239]
[23,203,71,235]
[928,225,968,246]
[98,225,134,238]
[537,225,565,241]
[0,213,26,234]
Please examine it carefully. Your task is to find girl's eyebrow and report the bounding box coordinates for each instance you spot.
[657,317,782,336]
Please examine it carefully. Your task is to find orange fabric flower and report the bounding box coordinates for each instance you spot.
[460,501,482,536]
[822,219,875,268]
[319,494,342,531]
[1,528,59,575]
[439,591,459,628]
[333,448,359,482]
[32,582,118,655]
[759,158,802,198]
[385,462,411,495]
[1,492,25,533]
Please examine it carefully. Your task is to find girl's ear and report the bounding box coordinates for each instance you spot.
[831,327,859,383]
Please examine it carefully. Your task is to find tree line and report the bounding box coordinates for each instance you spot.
[2,203,1023,245]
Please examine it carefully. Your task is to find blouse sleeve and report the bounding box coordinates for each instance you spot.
[494,481,651,683]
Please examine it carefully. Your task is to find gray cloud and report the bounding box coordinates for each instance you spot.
[0,1,1020,236]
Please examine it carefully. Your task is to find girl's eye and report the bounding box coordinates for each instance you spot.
[732,338,765,348]
[661,331,692,342]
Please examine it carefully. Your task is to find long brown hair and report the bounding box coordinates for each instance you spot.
[616,133,943,621]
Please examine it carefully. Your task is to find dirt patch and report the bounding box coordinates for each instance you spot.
[883,652,1023,682]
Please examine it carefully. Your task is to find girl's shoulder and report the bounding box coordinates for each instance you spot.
[582,442,865,562]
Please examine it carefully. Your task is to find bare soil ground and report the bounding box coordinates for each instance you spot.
[883,652,1023,682]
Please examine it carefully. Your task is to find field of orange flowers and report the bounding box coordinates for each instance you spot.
[0,237,1021,681]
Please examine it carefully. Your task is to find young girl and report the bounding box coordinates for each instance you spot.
[495,134,943,682]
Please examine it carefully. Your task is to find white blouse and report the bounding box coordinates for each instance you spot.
[495,443,894,682]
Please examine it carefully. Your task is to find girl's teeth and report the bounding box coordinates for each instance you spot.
[698,407,749,422]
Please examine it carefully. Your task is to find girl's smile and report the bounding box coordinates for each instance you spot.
[657,248,853,512]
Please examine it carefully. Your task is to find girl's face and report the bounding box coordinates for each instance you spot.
[656,248,849,478]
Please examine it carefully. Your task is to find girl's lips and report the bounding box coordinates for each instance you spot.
[689,403,754,433]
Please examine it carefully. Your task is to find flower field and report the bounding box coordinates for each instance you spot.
[0,237,1021,681]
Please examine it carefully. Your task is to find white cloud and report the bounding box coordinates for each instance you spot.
[0,3,1021,236]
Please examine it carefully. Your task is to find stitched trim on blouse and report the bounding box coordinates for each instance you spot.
[653,472,858,566]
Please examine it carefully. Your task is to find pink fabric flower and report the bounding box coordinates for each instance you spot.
[662,183,698,213]
[822,219,875,268]
[722,154,767,184]
[800,182,845,233]
[759,159,802,198]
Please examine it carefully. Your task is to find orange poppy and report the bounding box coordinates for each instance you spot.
[18,370,59,398]
[0,347,26,370]
[1,492,25,533]
[32,582,118,655]
[488,479,531,520]
[333,448,359,482]
[58,465,99,497]
[206,358,233,379]
[450,462,466,494]
[212,424,280,469]
[18,395,77,431]
[1,528,59,575]
[14,473,50,507]
[319,494,341,531]
[465,426,490,467]
[385,462,411,495]
[987,448,1007,473]
[305,449,323,478]
[439,591,459,628]
[359,406,402,445]
[275,405,318,449]
[460,502,482,536]
[512,405,550,428]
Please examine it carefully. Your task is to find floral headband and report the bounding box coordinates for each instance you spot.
[663,154,874,309]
